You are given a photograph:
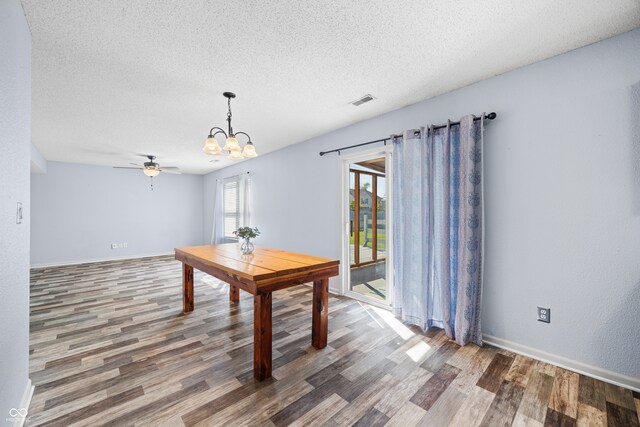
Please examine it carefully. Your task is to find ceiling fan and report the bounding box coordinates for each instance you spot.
[114,155,181,177]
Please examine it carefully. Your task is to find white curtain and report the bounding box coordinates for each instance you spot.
[210,173,252,244]
[240,173,252,228]
[210,179,224,244]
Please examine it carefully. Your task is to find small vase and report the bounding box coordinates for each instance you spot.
[241,237,254,255]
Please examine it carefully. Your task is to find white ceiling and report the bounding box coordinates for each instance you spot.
[21,0,640,174]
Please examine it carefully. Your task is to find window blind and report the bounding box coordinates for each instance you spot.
[222,177,240,239]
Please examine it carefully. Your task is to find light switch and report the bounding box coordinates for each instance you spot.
[16,202,23,224]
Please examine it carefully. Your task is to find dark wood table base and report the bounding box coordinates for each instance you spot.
[178,249,335,381]
[182,264,194,313]
[311,279,329,349]
[253,292,272,379]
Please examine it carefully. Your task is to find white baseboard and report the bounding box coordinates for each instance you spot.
[9,379,34,427]
[483,334,640,392]
[30,252,174,269]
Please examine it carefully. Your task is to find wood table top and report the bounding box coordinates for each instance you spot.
[174,244,339,284]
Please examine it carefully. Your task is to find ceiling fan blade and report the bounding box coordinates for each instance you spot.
[130,162,142,166]
[159,169,182,174]
[114,166,143,170]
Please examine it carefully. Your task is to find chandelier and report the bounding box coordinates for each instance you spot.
[202,92,257,159]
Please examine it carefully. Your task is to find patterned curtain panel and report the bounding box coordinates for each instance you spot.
[392,114,484,346]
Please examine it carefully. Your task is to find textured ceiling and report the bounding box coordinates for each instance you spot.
[21,0,640,174]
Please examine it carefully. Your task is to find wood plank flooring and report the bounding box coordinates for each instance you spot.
[28,256,640,426]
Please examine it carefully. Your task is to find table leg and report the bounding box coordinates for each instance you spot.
[182,263,194,313]
[312,278,329,349]
[230,285,240,303]
[253,292,272,380]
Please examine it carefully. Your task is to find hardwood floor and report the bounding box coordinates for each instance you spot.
[28,256,640,426]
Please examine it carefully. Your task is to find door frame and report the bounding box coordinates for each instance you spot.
[340,146,393,309]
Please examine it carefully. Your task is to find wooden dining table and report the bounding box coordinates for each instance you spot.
[174,244,340,381]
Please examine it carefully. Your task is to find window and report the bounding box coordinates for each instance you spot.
[222,176,240,240]
[212,173,251,244]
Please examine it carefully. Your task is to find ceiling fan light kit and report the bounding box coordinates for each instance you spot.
[203,92,258,160]
[143,167,160,177]
[141,156,161,177]
[114,155,181,189]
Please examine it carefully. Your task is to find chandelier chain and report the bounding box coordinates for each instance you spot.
[226,97,233,136]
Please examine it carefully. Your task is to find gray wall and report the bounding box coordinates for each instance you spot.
[0,0,32,416]
[204,29,640,381]
[31,162,204,266]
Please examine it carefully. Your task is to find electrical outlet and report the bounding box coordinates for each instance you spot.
[111,243,117,249]
[537,307,550,323]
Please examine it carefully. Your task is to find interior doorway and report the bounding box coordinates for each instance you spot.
[343,150,392,307]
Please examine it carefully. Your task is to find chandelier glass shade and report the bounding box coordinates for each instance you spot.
[203,92,258,160]
[222,136,241,152]
[202,136,222,155]
[242,141,257,158]
[228,150,244,160]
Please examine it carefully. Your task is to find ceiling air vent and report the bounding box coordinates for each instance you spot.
[351,94,376,106]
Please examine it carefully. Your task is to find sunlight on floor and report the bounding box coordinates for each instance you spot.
[406,341,431,362]
[367,304,415,340]
[359,303,432,361]
[358,302,385,328]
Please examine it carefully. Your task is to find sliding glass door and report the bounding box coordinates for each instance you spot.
[344,151,392,306]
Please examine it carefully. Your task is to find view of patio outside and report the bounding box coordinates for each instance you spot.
[349,159,387,301]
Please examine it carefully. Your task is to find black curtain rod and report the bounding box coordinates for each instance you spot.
[319,112,496,157]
